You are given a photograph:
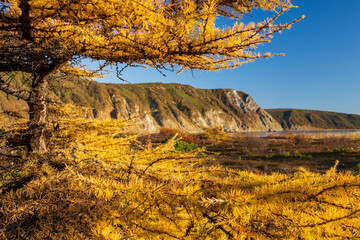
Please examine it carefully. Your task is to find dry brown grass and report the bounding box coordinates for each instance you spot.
[1,117,360,239]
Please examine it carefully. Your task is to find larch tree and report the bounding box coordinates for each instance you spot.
[0,0,303,152]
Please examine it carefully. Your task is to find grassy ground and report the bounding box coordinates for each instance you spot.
[144,129,360,175]
[211,133,360,174]
[1,118,360,238]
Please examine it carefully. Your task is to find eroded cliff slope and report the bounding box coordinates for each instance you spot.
[0,78,282,132]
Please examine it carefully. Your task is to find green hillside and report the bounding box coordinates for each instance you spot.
[0,76,282,132]
[267,109,360,130]
[2,74,359,131]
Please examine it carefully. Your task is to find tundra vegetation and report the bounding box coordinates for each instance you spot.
[1,0,360,239]
[1,105,360,239]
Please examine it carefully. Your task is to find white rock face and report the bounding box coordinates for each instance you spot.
[111,87,283,133]
[46,82,283,133]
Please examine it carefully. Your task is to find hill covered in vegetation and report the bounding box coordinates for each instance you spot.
[267,109,360,130]
[0,77,282,132]
[2,75,360,132]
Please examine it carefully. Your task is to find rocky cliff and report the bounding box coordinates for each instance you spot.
[0,78,282,132]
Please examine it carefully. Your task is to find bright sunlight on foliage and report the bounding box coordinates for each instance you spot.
[1,105,359,239]
[0,0,304,152]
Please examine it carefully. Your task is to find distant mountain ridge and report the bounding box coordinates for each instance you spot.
[267,109,360,130]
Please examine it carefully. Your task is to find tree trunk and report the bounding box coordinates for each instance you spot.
[27,74,49,153]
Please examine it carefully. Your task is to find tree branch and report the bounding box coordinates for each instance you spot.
[202,213,235,240]
[0,73,30,101]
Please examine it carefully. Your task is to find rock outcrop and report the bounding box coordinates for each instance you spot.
[59,80,282,132]
[0,79,283,132]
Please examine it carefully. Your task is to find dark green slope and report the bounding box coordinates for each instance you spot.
[267,109,360,130]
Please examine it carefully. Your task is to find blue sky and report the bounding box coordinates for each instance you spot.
[94,0,360,114]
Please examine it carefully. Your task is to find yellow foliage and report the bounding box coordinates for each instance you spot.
[1,0,304,76]
[202,126,228,142]
[1,0,304,153]
[1,105,359,239]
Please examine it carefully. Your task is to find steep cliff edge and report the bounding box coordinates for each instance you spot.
[0,78,282,132]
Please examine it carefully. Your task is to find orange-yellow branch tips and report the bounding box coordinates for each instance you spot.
[0,0,302,75]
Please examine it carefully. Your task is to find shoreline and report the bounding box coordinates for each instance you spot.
[228,129,360,137]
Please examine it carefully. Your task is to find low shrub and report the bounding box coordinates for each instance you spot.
[200,126,227,142]
[281,151,291,158]
[266,150,312,159]
[332,148,348,153]
[353,163,360,175]
[158,127,187,142]
[284,133,310,145]
[265,153,275,159]
[1,105,360,239]
[241,135,268,153]
[174,140,199,152]
[293,150,313,159]
[158,127,204,145]
[321,136,355,150]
